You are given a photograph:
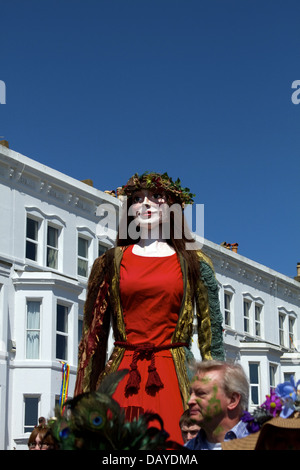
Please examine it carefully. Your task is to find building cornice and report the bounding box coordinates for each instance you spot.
[0,145,120,216]
[12,270,84,293]
[239,340,285,355]
[8,360,77,373]
[199,236,300,300]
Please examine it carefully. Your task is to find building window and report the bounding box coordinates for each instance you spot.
[78,236,89,277]
[55,395,61,410]
[249,362,260,406]
[284,372,294,382]
[78,317,83,345]
[24,396,39,433]
[26,217,39,261]
[56,304,68,361]
[47,225,59,269]
[289,317,295,349]
[269,364,277,392]
[98,242,107,257]
[279,313,285,346]
[26,301,41,359]
[254,304,262,337]
[278,310,297,349]
[243,300,251,333]
[224,292,232,327]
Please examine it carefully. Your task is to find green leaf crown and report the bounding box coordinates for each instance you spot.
[117,172,195,206]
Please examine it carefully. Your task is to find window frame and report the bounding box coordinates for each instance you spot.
[254,303,262,337]
[278,308,297,349]
[56,303,69,361]
[243,299,251,333]
[25,299,42,360]
[224,292,232,327]
[98,241,108,257]
[269,363,277,392]
[25,209,65,270]
[46,223,60,270]
[242,293,264,338]
[77,235,90,278]
[289,316,296,350]
[249,362,260,407]
[25,216,41,263]
[24,395,40,433]
[223,285,235,328]
[278,312,285,347]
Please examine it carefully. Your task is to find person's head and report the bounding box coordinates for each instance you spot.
[116,172,201,292]
[116,172,196,247]
[38,416,46,425]
[129,188,170,235]
[28,425,57,450]
[179,409,201,443]
[188,361,249,440]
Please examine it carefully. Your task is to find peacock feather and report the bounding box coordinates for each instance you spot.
[48,369,182,450]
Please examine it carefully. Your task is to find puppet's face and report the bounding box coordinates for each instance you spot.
[130,189,168,230]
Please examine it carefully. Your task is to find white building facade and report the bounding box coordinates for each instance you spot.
[0,143,299,449]
[0,144,119,449]
[200,240,300,412]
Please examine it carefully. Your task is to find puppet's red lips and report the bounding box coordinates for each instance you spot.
[137,210,156,218]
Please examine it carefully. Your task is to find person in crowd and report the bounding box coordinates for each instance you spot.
[185,360,249,450]
[179,409,201,444]
[27,424,57,450]
[74,171,224,444]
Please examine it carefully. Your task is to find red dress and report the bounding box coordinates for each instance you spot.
[113,245,185,444]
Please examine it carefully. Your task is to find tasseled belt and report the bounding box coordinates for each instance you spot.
[114,341,188,396]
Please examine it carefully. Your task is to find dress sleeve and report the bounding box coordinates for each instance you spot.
[74,255,111,395]
[195,260,225,361]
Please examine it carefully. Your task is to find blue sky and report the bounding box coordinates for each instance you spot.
[1,0,299,278]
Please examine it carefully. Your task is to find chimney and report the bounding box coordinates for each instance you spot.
[295,262,300,282]
[221,242,239,252]
[220,242,231,250]
[231,243,239,253]
[81,179,93,187]
[0,140,9,148]
[104,190,116,198]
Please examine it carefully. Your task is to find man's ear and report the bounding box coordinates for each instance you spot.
[227,392,241,411]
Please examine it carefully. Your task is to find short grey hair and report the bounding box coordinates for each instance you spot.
[191,360,249,412]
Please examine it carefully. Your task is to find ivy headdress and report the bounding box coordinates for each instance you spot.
[117,172,195,207]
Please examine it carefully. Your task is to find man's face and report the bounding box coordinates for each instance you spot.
[187,369,229,429]
[181,423,200,444]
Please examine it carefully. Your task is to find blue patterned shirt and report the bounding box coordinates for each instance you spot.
[184,419,249,450]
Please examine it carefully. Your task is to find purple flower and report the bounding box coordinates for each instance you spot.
[261,390,282,417]
[241,411,261,433]
[241,411,252,423]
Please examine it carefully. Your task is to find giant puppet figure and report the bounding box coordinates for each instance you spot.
[74,172,224,444]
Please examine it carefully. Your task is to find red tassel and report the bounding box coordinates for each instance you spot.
[125,364,141,396]
[145,365,164,395]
